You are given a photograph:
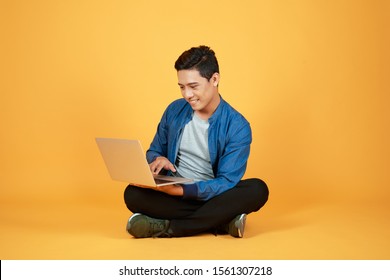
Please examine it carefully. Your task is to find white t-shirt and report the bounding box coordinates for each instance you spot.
[174,112,215,181]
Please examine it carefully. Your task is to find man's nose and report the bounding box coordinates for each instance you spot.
[183,88,194,98]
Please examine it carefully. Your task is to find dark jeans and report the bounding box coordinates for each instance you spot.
[123,178,269,237]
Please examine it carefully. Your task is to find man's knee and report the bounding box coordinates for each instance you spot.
[253,178,269,196]
[244,178,269,210]
[124,185,145,212]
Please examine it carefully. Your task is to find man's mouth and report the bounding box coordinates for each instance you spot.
[189,99,199,105]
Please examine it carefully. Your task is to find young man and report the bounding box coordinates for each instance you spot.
[124,46,269,238]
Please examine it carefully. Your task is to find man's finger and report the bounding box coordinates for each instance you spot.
[168,163,176,172]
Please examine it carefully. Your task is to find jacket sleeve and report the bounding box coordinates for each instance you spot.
[146,108,169,164]
[182,119,252,201]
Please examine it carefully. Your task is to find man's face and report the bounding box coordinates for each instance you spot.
[177,69,220,118]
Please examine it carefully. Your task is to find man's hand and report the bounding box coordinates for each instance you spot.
[149,156,177,175]
[156,184,184,196]
[148,157,183,196]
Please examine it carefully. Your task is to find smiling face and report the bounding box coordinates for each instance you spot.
[177,69,220,119]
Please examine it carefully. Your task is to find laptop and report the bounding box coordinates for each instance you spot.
[95,138,193,187]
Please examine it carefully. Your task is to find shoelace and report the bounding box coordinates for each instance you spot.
[149,220,170,238]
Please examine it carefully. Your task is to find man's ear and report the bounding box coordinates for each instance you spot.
[211,72,220,87]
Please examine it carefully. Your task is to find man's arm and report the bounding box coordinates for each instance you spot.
[182,119,252,201]
[155,184,183,196]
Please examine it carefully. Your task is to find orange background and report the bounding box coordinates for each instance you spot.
[1,0,389,259]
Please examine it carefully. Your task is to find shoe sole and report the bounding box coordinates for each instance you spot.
[235,214,247,238]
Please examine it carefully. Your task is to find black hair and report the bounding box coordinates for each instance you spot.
[174,45,219,80]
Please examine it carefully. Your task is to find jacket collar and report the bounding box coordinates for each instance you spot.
[209,94,225,123]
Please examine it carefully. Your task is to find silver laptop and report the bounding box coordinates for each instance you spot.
[95,138,192,187]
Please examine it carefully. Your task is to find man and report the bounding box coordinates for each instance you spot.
[124,45,269,238]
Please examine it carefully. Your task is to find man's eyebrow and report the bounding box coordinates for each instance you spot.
[178,82,199,86]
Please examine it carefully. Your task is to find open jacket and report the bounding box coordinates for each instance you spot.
[146,96,252,201]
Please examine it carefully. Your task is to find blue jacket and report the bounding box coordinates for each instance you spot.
[146,96,252,201]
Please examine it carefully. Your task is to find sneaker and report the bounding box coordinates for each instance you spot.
[126,213,171,238]
[227,214,247,238]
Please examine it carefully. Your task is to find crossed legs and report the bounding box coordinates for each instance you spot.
[124,178,269,237]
